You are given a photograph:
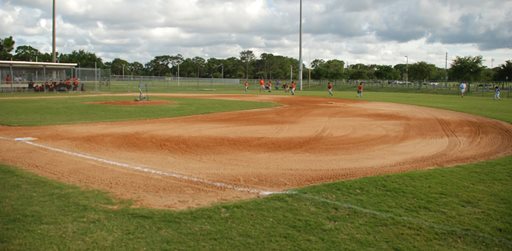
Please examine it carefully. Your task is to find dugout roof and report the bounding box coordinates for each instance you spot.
[0,60,77,69]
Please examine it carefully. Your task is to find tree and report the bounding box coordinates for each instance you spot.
[375,65,399,80]
[240,50,256,79]
[13,45,40,61]
[206,58,223,78]
[449,56,484,82]
[408,61,434,82]
[145,55,172,76]
[0,36,15,60]
[309,59,345,79]
[223,57,244,78]
[310,59,325,69]
[480,68,495,82]
[191,56,206,77]
[394,64,407,81]
[110,58,129,75]
[59,50,104,68]
[323,60,345,79]
[347,64,371,80]
[128,62,145,76]
[167,54,184,77]
[495,60,512,81]
[259,53,274,79]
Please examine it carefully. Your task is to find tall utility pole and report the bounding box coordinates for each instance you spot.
[445,52,448,83]
[405,56,408,83]
[290,65,293,83]
[52,0,57,63]
[298,0,303,91]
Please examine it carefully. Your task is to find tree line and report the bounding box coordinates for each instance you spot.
[1,36,511,82]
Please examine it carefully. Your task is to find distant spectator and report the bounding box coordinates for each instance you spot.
[5,74,12,84]
[275,80,281,90]
[72,78,80,91]
[65,78,72,90]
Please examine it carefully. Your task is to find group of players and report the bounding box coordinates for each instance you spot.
[243,79,502,100]
[32,77,82,92]
[243,79,298,95]
[243,79,365,97]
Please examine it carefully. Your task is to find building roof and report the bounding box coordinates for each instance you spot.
[0,60,77,69]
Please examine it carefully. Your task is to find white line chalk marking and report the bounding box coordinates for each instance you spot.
[4,135,280,195]
[296,193,512,246]
[15,137,38,141]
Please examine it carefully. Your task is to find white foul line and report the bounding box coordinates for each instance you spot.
[6,136,279,196]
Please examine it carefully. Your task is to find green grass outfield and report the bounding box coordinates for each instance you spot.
[0,96,276,126]
[0,92,511,250]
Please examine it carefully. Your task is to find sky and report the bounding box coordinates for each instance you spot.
[0,0,511,68]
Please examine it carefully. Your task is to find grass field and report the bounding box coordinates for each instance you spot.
[0,96,276,126]
[1,91,511,250]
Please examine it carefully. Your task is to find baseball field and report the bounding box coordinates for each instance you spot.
[1,90,511,249]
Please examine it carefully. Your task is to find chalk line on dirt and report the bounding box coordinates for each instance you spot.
[7,136,281,196]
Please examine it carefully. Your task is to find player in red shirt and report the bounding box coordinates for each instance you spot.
[357,82,364,97]
[327,82,333,96]
[290,81,296,95]
[259,79,265,93]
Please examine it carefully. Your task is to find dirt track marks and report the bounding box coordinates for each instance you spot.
[1,94,511,209]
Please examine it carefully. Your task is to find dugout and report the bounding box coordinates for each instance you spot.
[0,60,77,92]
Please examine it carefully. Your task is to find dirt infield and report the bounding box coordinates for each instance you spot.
[1,94,511,209]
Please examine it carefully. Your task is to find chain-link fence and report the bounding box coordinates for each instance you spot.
[2,67,511,98]
[299,79,512,98]
[96,75,241,93]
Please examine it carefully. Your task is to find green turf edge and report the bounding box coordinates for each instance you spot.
[1,156,511,250]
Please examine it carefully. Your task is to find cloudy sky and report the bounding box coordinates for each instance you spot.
[1,0,511,68]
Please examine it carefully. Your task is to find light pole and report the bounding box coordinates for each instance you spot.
[445,52,448,84]
[405,56,408,83]
[298,0,303,91]
[246,59,249,80]
[290,65,293,83]
[52,0,57,63]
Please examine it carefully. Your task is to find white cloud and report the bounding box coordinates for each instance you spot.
[0,0,510,67]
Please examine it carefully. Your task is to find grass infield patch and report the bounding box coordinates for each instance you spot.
[0,96,276,126]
